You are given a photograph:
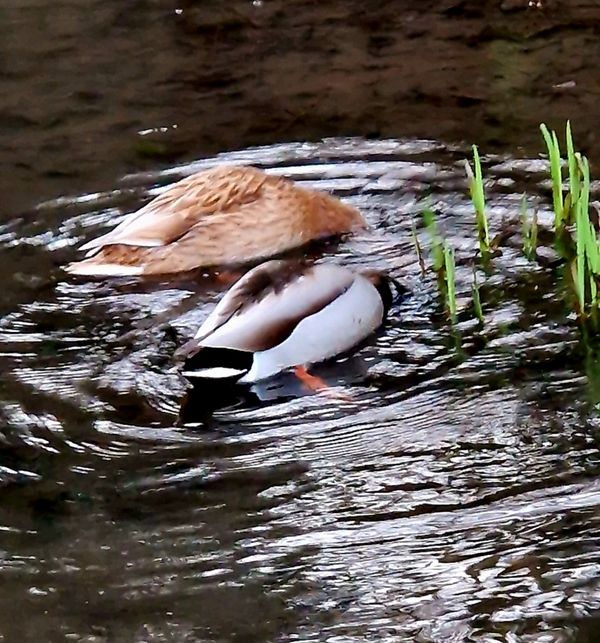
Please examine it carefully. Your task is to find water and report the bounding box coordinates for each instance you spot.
[1,138,600,641]
[4,0,600,218]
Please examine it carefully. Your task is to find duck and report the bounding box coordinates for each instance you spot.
[176,259,402,386]
[65,165,367,277]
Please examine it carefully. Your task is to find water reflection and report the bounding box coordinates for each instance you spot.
[1,139,600,641]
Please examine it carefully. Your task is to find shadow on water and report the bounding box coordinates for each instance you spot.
[1,139,600,641]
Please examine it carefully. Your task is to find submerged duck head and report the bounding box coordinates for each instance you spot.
[360,270,407,316]
[307,192,368,239]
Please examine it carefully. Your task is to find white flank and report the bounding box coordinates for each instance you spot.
[196,263,354,345]
[240,275,384,383]
[79,236,165,252]
[64,262,144,277]
[181,367,246,379]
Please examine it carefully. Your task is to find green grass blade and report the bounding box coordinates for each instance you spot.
[422,208,444,273]
[575,198,586,314]
[579,155,590,230]
[468,145,490,256]
[411,221,426,277]
[540,123,564,226]
[443,244,457,323]
[531,209,538,257]
[579,156,599,310]
[471,269,483,324]
[520,194,538,260]
[573,153,593,317]
[566,120,580,221]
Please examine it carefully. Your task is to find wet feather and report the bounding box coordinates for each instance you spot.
[67,166,366,276]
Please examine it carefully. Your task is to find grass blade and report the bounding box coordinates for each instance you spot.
[540,123,564,226]
[566,120,580,222]
[411,221,426,277]
[575,193,587,314]
[422,208,444,273]
[471,269,483,324]
[520,194,538,260]
[467,145,490,256]
[443,244,457,323]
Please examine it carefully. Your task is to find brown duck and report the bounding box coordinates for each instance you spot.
[66,165,367,276]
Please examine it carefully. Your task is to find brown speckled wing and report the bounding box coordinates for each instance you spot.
[79,166,272,252]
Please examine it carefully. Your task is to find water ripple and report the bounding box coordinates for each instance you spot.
[0,138,598,641]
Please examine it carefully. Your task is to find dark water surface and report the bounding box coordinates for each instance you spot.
[3,0,600,217]
[3,140,600,642]
[3,1,600,642]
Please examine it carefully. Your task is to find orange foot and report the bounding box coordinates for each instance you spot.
[294,365,328,392]
[293,366,352,401]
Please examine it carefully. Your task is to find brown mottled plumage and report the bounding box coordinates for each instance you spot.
[65,165,367,276]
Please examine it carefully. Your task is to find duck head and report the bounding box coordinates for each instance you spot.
[361,270,407,315]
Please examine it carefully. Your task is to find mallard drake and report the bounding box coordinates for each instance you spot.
[66,165,367,277]
[176,259,401,385]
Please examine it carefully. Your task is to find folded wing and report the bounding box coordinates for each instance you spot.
[193,261,355,353]
[79,166,269,253]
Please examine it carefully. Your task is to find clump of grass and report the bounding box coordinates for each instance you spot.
[539,122,600,322]
[422,208,445,273]
[521,194,538,260]
[541,123,600,326]
[465,145,490,258]
[572,154,598,319]
[420,208,461,324]
[539,121,585,228]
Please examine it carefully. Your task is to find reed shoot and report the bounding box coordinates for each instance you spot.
[471,269,483,324]
[520,195,538,260]
[421,208,459,324]
[540,123,565,227]
[443,245,457,323]
[466,145,490,257]
[422,208,444,273]
[411,221,426,277]
[565,120,580,217]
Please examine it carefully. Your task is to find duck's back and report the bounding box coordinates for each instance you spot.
[66,166,366,276]
[240,272,384,382]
